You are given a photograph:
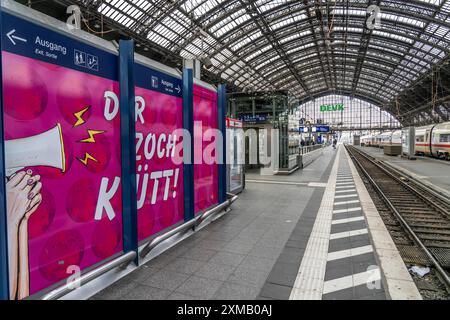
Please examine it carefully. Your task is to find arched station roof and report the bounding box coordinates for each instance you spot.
[49,0,450,124]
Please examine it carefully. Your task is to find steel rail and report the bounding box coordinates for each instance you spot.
[41,251,137,300]
[140,192,238,258]
[346,145,450,288]
[42,193,238,299]
[350,147,450,218]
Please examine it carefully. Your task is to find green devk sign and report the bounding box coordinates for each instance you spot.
[320,104,344,112]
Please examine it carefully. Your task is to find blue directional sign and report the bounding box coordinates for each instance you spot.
[239,114,268,123]
[135,63,182,97]
[299,125,330,133]
[1,11,118,80]
[1,10,183,97]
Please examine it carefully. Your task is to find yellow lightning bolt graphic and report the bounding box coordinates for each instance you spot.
[73,106,90,127]
[78,152,98,166]
[79,130,105,143]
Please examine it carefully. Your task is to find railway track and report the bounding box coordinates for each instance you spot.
[345,145,450,296]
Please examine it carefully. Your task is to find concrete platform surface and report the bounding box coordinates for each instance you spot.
[358,146,450,194]
[92,147,337,300]
[91,145,420,300]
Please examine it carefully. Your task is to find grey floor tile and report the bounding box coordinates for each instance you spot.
[181,247,218,262]
[165,257,204,274]
[222,242,254,255]
[349,234,371,243]
[240,256,276,273]
[257,237,288,249]
[266,262,299,287]
[328,240,353,253]
[352,260,378,274]
[232,234,261,245]
[259,283,292,300]
[175,276,223,299]
[205,231,240,242]
[93,278,138,300]
[213,283,259,300]
[194,239,227,251]
[354,283,386,300]
[120,265,159,284]
[145,253,177,269]
[351,252,378,264]
[324,263,353,281]
[167,292,204,300]
[228,266,270,287]
[248,245,283,259]
[122,284,171,300]
[322,287,354,301]
[196,262,237,281]
[276,247,304,264]
[356,292,387,300]
[142,269,190,291]
[209,251,247,266]
[330,220,367,234]
[350,238,372,249]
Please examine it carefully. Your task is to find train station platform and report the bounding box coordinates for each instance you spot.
[357,146,450,196]
[91,146,420,300]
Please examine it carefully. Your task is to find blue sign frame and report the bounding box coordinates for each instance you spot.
[119,40,138,264]
[182,68,194,222]
[0,7,10,301]
[217,84,227,203]
[0,2,229,299]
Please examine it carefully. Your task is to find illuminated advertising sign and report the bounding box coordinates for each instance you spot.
[194,85,218,213]
[1,11,122,298]
[134,63,184,241]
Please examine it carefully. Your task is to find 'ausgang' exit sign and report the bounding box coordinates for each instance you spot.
[320,104,344,112]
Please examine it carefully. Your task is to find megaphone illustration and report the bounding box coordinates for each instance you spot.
[5,124,66,176]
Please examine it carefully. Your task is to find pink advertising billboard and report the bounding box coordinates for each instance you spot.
[134,63,184,241]
[2,51,123,299]
[193,84,219,213]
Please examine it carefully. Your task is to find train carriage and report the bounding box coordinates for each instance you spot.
[415,122,450,160]
[431,122,450,160]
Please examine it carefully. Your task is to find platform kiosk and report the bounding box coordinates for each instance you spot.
[402,127,417,160]
[226,118,245,194]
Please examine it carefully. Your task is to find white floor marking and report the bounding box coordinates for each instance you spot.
[344,147,422,300]
[329,228,368,240]
[327,245,373,261]
[333,207,362,214]
[335,189,357,194]
[289,146,341,300]
[333,200,360,206]
[245,180,308,186]
[323,268,381,295]
[334,194,358,199]
[331,216,365,225]
[335,185,355,189]
[308,182,327,188]
[335,182,355,185]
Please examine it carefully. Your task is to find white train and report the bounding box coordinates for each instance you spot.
[415,122,450,160]
[361,130,402,148]
[360,121,450,160]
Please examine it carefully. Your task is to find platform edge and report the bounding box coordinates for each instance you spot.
[344,147,422,300]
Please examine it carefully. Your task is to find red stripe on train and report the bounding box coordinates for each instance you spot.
[415,143,450,148]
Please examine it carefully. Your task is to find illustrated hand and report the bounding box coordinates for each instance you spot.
[6,170,42,228]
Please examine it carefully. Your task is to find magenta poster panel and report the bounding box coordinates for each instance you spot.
[135,85,184,241]
[2,52,123,299]
[193,84,219,213]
